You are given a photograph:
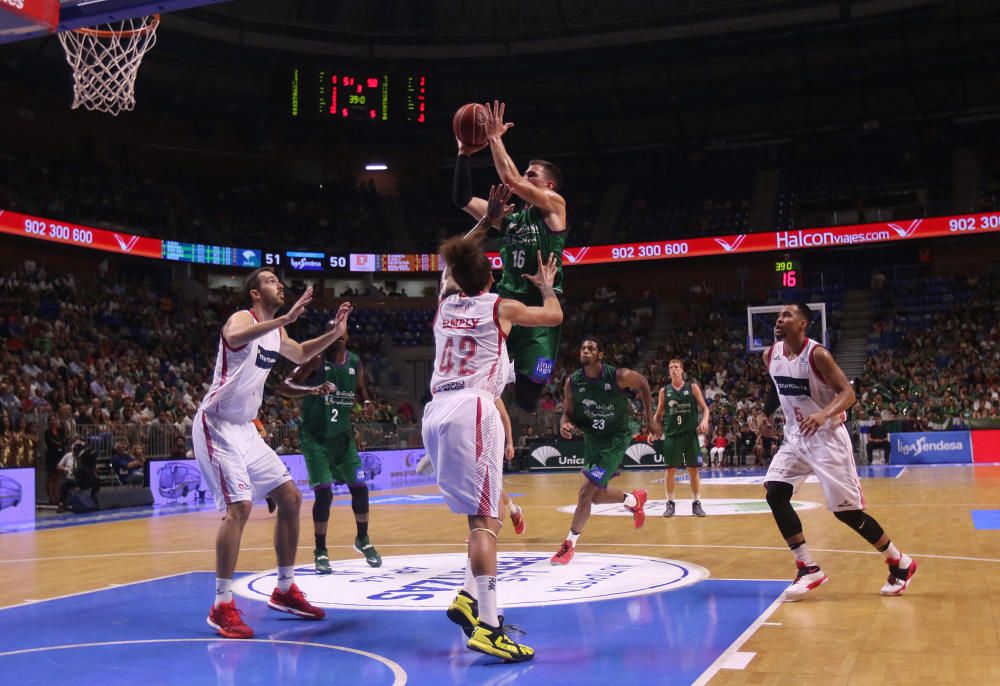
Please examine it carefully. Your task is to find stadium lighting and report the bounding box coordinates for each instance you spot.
[365,163,388,171]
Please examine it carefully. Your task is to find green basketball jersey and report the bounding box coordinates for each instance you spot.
[498,205,566,303]
[300,351,361,438]
[662,381,698,436]
[569,365,630,436]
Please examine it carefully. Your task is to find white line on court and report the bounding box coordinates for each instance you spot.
[0,638,407,685]
[691,596,783,685]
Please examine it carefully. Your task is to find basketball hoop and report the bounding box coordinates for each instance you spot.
[58,14,160,116]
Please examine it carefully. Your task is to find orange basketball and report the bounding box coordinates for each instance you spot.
[453,103,488,147]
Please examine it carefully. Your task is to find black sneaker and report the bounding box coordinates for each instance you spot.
[663,500,676,518]
[446,590,478,637]
[692,500,707,517]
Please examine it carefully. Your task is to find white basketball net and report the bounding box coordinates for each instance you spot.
[58,15,159,116]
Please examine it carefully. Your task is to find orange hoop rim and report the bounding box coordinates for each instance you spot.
[72,13,160,39]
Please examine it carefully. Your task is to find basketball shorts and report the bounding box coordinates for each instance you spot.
[421,390,503,518]
[300,431,364,488]
[582,431,631,487]
[658,432,701,468]
[764,425,864,512]
[193,410,293,511]
[506,323,560,384]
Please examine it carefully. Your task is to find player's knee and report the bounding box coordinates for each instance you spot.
[833,509,885,544]
[312,486,333,522]
[764,481,793,507]
[227,500,253,524]
[514,375,544,412]
[348,483,369,516]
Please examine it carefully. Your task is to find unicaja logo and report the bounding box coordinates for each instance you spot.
[715,235,747,252]
[896,436,964,456]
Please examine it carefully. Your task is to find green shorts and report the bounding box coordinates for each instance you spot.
[582,431,631,487]
[506,323,560,383]
[657,432,701,468]
[300,431,364,487]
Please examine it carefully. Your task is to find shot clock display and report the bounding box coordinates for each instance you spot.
[775,259,801,288]
[290,69,427,123]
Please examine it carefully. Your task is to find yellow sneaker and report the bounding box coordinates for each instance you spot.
[467,619,534,662]
[446,590,478,638]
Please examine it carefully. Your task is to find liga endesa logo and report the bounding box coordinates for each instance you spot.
[233,552,707,610]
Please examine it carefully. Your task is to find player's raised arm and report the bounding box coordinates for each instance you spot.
[559,377,577,439]
[484,101,567,221]
[279,302,353,365]
[497,252,563,328]
[454,136,489,220]
[616,368,659,440]
[223,284,314,349]
[277,357,333,399]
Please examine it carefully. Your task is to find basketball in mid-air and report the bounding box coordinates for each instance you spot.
[452,103,489,147]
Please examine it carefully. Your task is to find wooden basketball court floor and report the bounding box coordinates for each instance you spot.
[1,462,997,685]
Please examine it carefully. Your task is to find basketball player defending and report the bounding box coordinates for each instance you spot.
[453,101,567,412]
[763,303,916,599]
[655,359,711,517]
[195,268,351,639]
[425,186,562,662]
[550,339,659,565]
[278,327,382,574]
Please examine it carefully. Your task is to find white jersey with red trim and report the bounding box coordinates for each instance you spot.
[199,311,282,424]
[430,292,510,399]
[768,337,846,437]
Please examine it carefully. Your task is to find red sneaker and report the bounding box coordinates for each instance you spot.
[268,583,326,619]
[550,539,575,565]
[207,600,254,639]
[511,508,526,535]
[627,489,647,529]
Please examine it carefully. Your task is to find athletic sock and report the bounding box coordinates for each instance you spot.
[567,530,581,546]
[879,541,909,568]
[214,578,233,606]
[692,492,701,502]
[315,533,326,550]
[508,502,521,517]
[789,541,815,567]
[475,575,499,627]
[356,519,369,540]
[464,558,476,598]
[623,492,638,508]
[277,566,295,592]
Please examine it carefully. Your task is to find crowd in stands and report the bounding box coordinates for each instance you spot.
[858,269,1000,429]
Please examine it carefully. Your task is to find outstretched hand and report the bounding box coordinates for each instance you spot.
[523,252,558,291]
[329,301,353,340]
[484,100,514,140]
[486,184,515,223]
[284,287,314,325]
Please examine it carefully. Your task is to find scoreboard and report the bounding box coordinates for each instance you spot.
[290,69,427,123]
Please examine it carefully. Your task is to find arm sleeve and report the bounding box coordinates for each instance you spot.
[452,155,472,208]
[763,378,780,416]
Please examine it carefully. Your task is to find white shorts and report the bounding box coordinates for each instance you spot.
[421,391,503,518]
[764,425,864,512]
[193,410,293,511]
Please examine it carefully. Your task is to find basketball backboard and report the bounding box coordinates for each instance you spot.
[746,303,827,353]
[0,0,228,44]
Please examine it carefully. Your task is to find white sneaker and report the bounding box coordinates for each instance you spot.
[880,556,917,596]
[783,562,829,601]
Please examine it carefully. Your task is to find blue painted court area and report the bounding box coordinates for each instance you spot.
[971,510,1000,530]
[0,572,785,686]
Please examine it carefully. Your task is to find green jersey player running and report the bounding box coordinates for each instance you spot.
[454,101,567,412]
[550,338,660,565]
[278,326,382,572]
